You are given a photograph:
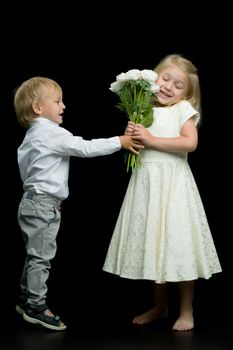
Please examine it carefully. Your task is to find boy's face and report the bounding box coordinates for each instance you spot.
[33,85,65,124]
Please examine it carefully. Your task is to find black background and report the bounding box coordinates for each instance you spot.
[1,3,232,325]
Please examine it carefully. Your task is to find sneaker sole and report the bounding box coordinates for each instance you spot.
[23,312,67,331]
[16,305,24,315]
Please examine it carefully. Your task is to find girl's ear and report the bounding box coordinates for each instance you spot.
[32,101,43,115]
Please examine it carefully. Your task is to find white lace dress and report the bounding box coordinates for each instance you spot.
[103,100,222,283]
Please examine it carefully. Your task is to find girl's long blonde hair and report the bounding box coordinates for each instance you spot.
[154,54,201,116]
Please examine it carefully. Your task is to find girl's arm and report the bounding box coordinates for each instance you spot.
[131,118,198,153]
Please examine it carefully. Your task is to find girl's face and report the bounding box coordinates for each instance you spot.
[34,85,65,124]
[156,64,188,106]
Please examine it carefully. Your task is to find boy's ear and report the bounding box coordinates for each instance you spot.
[32,101,42,115]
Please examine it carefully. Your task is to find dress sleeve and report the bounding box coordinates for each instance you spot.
[178,100,200,131]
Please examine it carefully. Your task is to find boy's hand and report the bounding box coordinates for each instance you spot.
[119,135,144,155]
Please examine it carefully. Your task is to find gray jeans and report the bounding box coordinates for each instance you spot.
[17,191,62,306]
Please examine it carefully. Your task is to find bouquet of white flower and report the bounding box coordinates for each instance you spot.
[110,69,160,172]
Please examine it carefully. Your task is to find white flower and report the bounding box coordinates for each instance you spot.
[124,69,141,80]
[140,69,158,82]
[116,72,128,82]
[110,69,160,94]
[109,81,124,92]
[150,82,160,93]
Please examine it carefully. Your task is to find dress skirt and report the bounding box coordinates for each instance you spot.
[103,155,222,283]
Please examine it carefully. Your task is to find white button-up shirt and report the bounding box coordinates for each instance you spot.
[18,118,121,200]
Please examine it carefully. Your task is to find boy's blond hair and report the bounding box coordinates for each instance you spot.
[14,77,62,128]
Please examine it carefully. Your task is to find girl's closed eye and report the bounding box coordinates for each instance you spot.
[175,83,184,90]
[162,74,170,82]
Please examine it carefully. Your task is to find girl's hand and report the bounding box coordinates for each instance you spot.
[132,124,154,147]
[125,121,136,136]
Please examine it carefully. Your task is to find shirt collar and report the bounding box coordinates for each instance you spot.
[30,117,59,127]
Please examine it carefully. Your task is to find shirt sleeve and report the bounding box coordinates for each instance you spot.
[48,127,121,157]
[178,100,200,131]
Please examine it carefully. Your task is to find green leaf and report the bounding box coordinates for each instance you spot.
[142,108,154,127]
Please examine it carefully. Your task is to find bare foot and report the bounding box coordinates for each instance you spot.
[172,313,194,331]
[132,307,167,325]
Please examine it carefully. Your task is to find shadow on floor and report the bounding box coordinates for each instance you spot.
[1,297,232,350]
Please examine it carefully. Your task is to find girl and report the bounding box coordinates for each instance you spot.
[103,54,222,331]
